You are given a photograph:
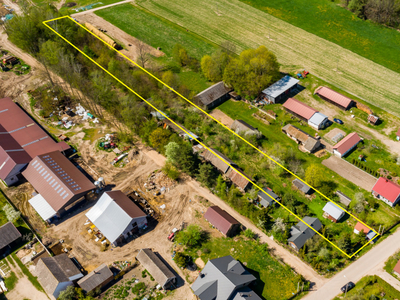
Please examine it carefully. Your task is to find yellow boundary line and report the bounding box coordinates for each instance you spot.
[43,16,379,258]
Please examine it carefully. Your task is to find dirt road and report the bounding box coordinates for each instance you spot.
[71,0,132,15]
[322,156,377,191]
[72,10,165,63]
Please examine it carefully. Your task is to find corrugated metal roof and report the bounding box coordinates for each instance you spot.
[86,191,146,243]
[0,222,21,250]
[204,206,239,236]
[315,87,353,109]
[136,249,175,289]
[308,112,328,126]
[368,114,379,124]
[225,168,252,191]
[282,98,317,120]
[23,151,95,212]
[333,132,361,155]
[262,75,299,98]
[195,82,232,106]
[201,148,236,174]
[322,202,344,220]
[29,193,57,221]
[372,177,400,203]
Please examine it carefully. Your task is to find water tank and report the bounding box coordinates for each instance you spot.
[98,177,105,186]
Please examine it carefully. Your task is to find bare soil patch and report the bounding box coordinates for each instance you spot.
[210,109,234,127]
[324,128,347,144]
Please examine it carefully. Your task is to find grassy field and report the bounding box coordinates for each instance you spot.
[198,237,302,300]
[95,3,218,58]
[137,0,400,117]
[333,275,400,299]
[240,0,400,74]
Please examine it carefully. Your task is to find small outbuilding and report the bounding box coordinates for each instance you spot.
[200,148,237,174]
[136,249,176,290]
[230,120,259,136]
[0,222,22,255]
[260,75,300,104]
[308,112,329,130]
[225,168,252,192]
[292,179,312,194]
[282,98,317,122]
[322,202,345,223]
[372,177,400,207]
[332,132,362,157]
[77,264,113,293]
[367,114,379,125]
[353,221,370,235]
[258,187,280,207]
[315,86,354,110]
[204,206,240,237]
[393,259,400,277]
[194,82,232,110]
[282,124,320,153]
[86,190,147,246]
[36,254,83,300]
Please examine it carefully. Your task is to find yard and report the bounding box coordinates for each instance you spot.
[385,250,400,281]
[137,0,400,117]
[333,275,400,299]
[95,3,218,59]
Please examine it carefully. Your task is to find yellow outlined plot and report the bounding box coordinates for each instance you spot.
[43,16,379,258]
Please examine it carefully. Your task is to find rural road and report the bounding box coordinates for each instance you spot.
[71,0,132,17]
[303,228,400,300]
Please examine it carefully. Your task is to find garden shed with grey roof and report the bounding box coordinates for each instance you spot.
[77,264,113,293]
[0,222,21,254]
[195,82,232,109]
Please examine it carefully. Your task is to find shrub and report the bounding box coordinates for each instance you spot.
[243,228,256,239]
[142,270,147,278]
[132,282,146,295]
[174,252,189,268]
[202,248,210,254]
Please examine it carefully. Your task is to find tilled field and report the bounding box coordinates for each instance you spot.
[136,0,400,116]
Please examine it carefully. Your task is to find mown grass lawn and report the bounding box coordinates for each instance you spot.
[333,275,400,299]
[199,237,301,300]
[95,3,218,58]
[177,71,211,94]
[240,0,400,74]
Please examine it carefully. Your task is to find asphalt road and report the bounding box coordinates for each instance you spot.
[304,228,400,300]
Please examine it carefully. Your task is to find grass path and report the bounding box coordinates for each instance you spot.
[137,0,400,116]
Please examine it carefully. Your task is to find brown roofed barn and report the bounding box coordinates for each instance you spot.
[136,249,176,290]
[204,206,240,237]
[23,151,95,221]
[0,97,70,186]
[194,82,232,110]
[77,264,113,293]
[225,168,252,192]
[315,87,354,110]
[201,148,237,174]
[282,98,317,121]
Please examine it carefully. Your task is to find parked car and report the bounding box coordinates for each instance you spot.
[341,282,355,293]
[334,118,343,124]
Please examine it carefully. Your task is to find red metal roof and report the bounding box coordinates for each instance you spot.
[397,128,400,137]
[372,177,400,203]
[204,206,239,236]
[282,98,317,120]
[393,259,400,275]
[333,132,361,155]
[354,222,370,234]
[23,151,95,212]
[0,97,70,181]
[315,87,353,109]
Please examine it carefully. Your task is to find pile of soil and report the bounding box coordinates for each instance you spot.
[65,2,76,7]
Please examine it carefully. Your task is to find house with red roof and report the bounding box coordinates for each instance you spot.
[333,132,362,157]
[353,221,370,235]
[372,177,400,207]
[315,86,354,110]
[393,259,400,277]
[396,128,400,141]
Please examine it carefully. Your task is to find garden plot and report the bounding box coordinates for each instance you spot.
[137,0,400,116]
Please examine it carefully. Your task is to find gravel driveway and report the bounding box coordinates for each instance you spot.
[322,156,377,191]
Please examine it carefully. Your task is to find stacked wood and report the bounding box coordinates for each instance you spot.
[85,23,117,48]
[355,101,373,115]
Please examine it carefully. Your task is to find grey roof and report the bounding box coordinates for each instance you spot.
[136,249,175,289]
[37,254,83,297]
[262,75,299,98]
[230,120,257,134]
[0,222,21,250]
[201,148,236,174]
[322,202,345,220]
[231,286,262,300]
[192,256,257,300]
[258,188,280,206]
[308,112,328,126]
[292,179,312,193]
[77,264,113,292]
[288,217,322,250]
[195,82,232,106]
[366,231,377,240]
[86,191,147,244]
